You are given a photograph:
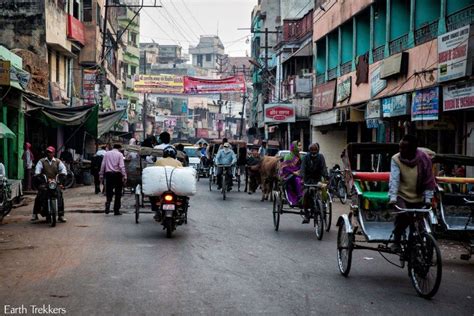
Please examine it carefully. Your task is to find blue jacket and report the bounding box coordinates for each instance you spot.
[214,148,236,166]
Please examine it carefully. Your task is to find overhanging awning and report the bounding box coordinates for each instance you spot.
[98,110,126,137]
[283,39,312,64]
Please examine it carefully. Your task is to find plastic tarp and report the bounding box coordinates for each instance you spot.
[98,109,126,138]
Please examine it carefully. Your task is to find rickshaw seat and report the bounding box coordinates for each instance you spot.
[362,191,390,203]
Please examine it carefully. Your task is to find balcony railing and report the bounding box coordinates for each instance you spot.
[340,61,352,75]
[447,4,474,32]
[389,34,409,55]
[327,67,337,81]
[373,45,385,62]
[316,74,326,85]
[415,21,439,45]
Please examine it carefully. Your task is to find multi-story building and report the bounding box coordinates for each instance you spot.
[139,42,160,74]
[311,0,474,168]
[189,35,225,72]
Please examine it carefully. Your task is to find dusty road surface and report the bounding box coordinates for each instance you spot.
[1,183,473,315]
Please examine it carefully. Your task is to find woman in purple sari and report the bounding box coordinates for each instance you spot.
[279,141,304,206]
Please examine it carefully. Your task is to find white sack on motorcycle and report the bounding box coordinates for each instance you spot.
[142,166,197,197]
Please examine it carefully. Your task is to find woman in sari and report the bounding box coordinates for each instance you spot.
[279,141,304,206]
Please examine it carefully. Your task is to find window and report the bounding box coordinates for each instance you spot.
[131,66,137,75]
[130,33,137,46]
[83,0,92,22]
[206,54,212,62]
[56,52,60,83]
[73,0,80,19]
[197,54,203,66]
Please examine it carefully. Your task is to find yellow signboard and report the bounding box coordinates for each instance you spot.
[0,60,10,86]
[133,74,183,94]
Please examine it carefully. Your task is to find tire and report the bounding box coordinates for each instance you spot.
[237,174,241,192]
[408,232,442,299]
[313,197,324,240]
[337,223,353,276]
[135,194,140,224]
[50,199,57,228]
[209,173,212,191]
[222,175,227,200]
[272,192,281,231]
[165,218,173,238]
[324,197,333,232]
[337,180,347,204]
[64,171,75,189]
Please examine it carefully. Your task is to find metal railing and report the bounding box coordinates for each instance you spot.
[327,67,337,80]
[340,61,352,75]
[389,34,409,55]
[447,5,474,32]
[415,21,439,46]
[316,73,326,85]
[373,45,385,62]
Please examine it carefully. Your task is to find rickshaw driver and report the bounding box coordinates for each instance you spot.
[388,135,436,252]
[300,143,328,223]
[214,142,237,191]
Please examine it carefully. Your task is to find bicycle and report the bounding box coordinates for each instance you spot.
[217,164,233,200]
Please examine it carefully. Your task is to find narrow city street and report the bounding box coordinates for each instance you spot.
[1,182,473,315]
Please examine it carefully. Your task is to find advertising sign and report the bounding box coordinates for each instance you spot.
[264,103,296,123]
[83,69,98,106]
[0,60,10,86]
[370,65,387,97]
[382,94,409,117]
[196,128,209,138]
[312,80,336,112]
[183,75,246,94]
[411,87,439,121]
[438,25,472,82]
[365,100,381,119]
[134,74,184,94]
[337,77,351,103]
[443,81,474,111]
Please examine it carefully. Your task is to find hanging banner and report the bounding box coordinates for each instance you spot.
[438,25,472,82]
[443,81,474,111]
[134,74,184,94]
[183,75,246,94]
[312,80,336,112]
[382,94,409,117]
[264,103,296,123]
[83,69,98,106]
[411,87,439,121]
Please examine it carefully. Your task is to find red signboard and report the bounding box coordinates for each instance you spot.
[183,75,246,94]
[264,104,296,123]
[196,128,209,138]
[312,80,336,113]
[67,15,85,45]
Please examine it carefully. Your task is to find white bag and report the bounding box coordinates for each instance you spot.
[142,166,197,197]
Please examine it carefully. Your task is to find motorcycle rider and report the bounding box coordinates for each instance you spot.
[300,143,328,223]
[214,142,237,191]
[31,146,67,222]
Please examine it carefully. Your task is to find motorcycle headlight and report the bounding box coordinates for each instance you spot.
[48,182,58,190]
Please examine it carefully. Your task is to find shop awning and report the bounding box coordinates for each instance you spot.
[283,39,313,64]
[98,110,126,138]
[0,122,15,139]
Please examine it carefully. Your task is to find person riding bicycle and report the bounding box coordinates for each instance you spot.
[279,141,304,207]
[300,143,328,223]
[31,146,67,222]
[388,135,436,252]
[214,142,237,191]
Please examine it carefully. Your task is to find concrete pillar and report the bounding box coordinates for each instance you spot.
[408,0,416,48]
[385,0,391,58]
[369,5,375,63]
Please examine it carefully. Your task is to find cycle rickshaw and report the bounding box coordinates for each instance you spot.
[432,153,474,260]
[208,139,245,194]
[336,143,442,299]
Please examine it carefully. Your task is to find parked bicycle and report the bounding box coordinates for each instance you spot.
[328,164,347,204]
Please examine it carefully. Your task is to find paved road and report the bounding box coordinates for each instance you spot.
[0,182,473,315]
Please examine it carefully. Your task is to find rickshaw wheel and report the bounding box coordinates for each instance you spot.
[337,223,353,276]
[324,198,332,232]
[408,232,442,299]
[272,192,281,231]
[135,194,140,224]
[313,197,324,240]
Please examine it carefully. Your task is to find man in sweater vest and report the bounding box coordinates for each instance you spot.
[388,135,436,252]
[31,146,68,222]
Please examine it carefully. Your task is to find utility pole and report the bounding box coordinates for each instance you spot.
[142,49,147,141]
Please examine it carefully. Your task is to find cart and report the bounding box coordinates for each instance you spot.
[336,143,442,299]
[432,154,474,260]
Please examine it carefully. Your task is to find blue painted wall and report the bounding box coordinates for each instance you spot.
[356,9,371,56]
[328,31,338,69]
[390,0,410,40]
[447,0,472,15]
[341,22,353,63]
[316,40,326,74]
[373,0,387,48]
[415,0,440,28]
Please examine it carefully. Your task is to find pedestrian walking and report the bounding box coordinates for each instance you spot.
[22,142,34,191]
[99,144,127,215]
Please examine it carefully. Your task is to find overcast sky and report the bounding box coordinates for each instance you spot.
[140,0,256,57]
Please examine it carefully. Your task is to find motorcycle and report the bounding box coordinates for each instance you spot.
[0,177,12,222]
[160,191,188,237]
[37,174,63,227]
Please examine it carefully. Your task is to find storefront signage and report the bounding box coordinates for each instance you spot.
[310,109,339,127]
[337,77,351,103]
[438,25,472,82]
[411,87,439,121]
[380,52,408,79]
[366,100,381,119]
[134,74,184,94]
[370,66,387,97]
[83,69,98,106]
[312,80,336,112]
[264,103,296,123]
[443,81,474,111]
[382,94,409,117]
[0,60,10,86]
[196,128,209,138]
[183,75,246,94]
